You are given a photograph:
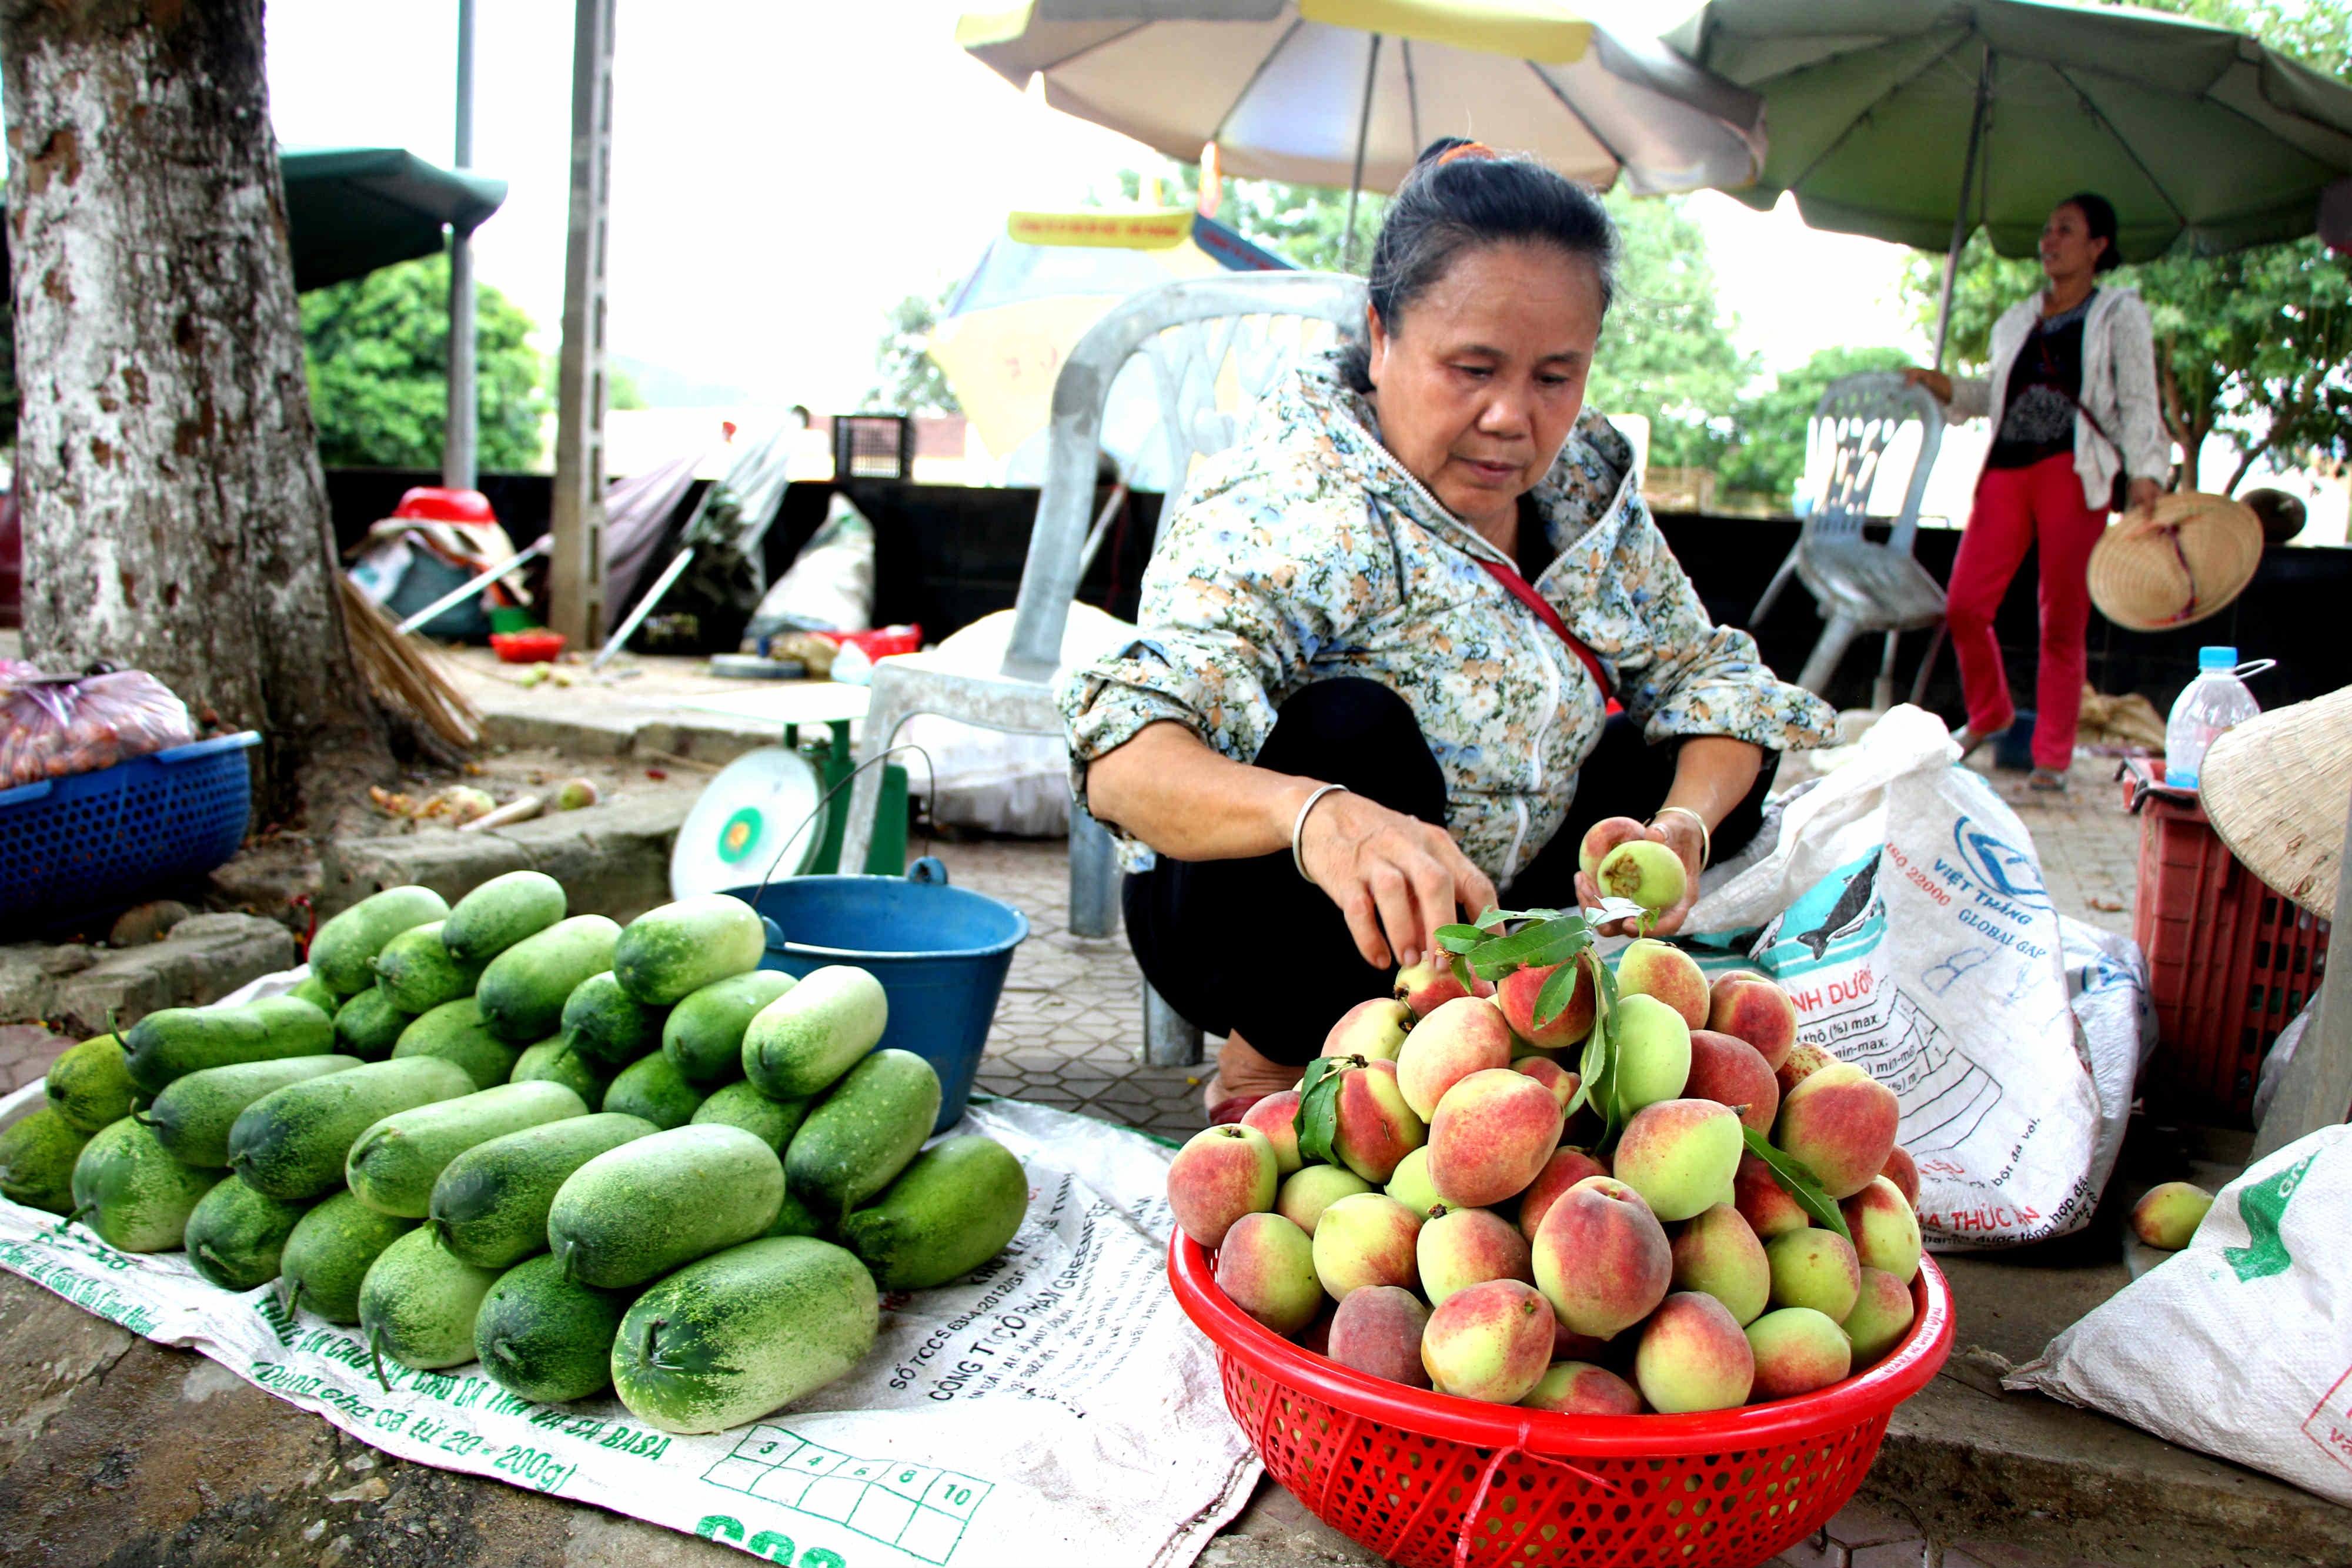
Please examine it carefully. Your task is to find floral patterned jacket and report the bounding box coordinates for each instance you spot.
[1057,349,1835,883]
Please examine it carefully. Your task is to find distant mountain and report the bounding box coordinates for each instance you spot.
[609,354,760,409]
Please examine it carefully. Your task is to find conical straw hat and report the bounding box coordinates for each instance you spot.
[2089,492,2264,632]
[2199,684,2352,918]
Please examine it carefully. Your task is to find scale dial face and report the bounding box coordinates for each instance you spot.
[669,747,827,900]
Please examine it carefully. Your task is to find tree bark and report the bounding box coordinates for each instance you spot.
[2,0,387,825]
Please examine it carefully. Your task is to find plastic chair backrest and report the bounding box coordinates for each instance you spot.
[1805,372,1945,557]
[1001,271,1367,677]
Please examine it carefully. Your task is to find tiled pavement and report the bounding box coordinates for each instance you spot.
[948,743,2149,1145]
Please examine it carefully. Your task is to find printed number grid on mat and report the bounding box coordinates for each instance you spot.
[702,1425,993,1564]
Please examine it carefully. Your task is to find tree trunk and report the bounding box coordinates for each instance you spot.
[2,0,387,825]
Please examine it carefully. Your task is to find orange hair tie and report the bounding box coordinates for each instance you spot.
[1436,141,1497,166]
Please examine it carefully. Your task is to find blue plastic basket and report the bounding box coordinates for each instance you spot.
[726,858,1029,1134]
[0,732,262,934]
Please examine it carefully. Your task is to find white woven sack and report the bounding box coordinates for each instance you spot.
[1686,705,2142,1249]
[2008,1125,2352,1507]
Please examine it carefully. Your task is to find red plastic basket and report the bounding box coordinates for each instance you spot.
[1170,1237,1953,1568]
[2121,759,2330,1122]
[814,625,923,661]
[489,630,567,664]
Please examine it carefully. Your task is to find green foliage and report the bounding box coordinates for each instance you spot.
[300,253,549,472]
[1583,193,1755,472]
[864,283,963,417]
[1715,346,1916,506]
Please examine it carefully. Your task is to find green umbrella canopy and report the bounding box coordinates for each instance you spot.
[279,146,507,291]
[0,146,506,293]
[1668,0,2352,262]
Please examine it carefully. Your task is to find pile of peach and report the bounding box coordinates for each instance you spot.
[1168,942,1922,1414]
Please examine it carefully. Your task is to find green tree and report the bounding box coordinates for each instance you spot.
[1583,193,1753,471]
[864,282,963,416]
[299,253,549,471]
[1716,346,1916,506]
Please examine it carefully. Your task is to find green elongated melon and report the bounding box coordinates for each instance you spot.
[475,1254,635,1403]
[785,1049,943,1222]
[140,1055,362,1168]
[121,997,335,1097]
[740,965,888,1101]
[228,1058,476,1200]
[185,1180,313,1292]
[612,1237,877,1433]
[559,971,667,1066]
[690,1081,808,1152]
[46,1034,136,1134]
[611,895,766,1006]
[286,976,339,1015]
[546,1124,783,1289]
[441,871,567,966]
[345,1081,589,1219]
[429,1111,657,1269]
[372,921,485,1014]
[278,1193,416,1324]
[476,917,622,1042]
[333,988,413,1062]
[69,1118,222,1251]
[309,886,451,996]
[358,1227,501,1379]
[600,1054,704,1131]
[662,971,794,1081]
[507,1038,610,1105]
[0,1108,90,1215]
[392,998,522,1091]
[839,1135,1027,1290]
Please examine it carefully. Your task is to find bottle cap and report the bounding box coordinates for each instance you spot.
[2197,646,2238,670]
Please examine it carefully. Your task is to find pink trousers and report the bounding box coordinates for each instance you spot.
[1947,453,2108,772]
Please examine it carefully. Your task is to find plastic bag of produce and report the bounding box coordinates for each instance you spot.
[744,492,874,639]
[1685,704,2148,1249]
[2007,1124,2352,1506]
[0,661,195,787]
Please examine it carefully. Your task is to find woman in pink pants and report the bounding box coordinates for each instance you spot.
[1906,193,2169,791]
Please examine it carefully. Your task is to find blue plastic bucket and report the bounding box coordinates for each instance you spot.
[724,858,1028,1134]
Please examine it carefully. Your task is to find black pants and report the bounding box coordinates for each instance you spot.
[1122,678,1777,1065]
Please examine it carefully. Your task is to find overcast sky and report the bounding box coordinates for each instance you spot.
[260,0,1928,411]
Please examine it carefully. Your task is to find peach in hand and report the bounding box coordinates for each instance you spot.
[1745,1306,1852,1401]
[1421,1278,1556,1405]
[1426,1068,1563,1209]
[1596,839,1688,913]
[1532,1175,1672,1339]
[1633,1291,1754,1413]
[1706,971,1800,1071]
[1613,1098,1744,1223]
[1774,1062,1900,1199]
[1579,815,1649,880]
[1519,1360,1642,1415]
[1167,1124,1278,1248]
[1214,1212,1324,1336]
[1275,1164,1372,1235]
[1396,996,1514,1121]
[2131,1181,2214,1251]
[1327,1285,1431,1388]
[1310,1192,1424,1300]
[1615,938,1709,1029]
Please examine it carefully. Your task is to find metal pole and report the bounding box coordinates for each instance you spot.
[1933,46,1992,373]
[1340,33,1382,274]
[2250,785,2352,1162]
[443,0,480,491]
[549,0,616,648]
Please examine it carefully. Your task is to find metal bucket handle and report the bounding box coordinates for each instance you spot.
[747,743,941,944]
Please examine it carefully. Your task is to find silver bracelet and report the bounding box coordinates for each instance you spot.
[1292,784,1352,885]
[1652,805,1711,870]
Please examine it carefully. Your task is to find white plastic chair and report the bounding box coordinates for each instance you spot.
[1750,372,1949,710]
[837,270,1368,1065]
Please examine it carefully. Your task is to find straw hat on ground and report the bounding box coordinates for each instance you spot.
[2200,684,2352,918]
[2089,492,2264,631]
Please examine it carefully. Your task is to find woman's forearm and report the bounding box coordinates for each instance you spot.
[1660,736,1765,841]
[1084,720,1319,861]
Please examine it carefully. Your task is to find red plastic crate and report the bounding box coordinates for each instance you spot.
[2124,760,2330,1123]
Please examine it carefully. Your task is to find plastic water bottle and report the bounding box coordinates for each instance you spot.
[2164,646,2264,791]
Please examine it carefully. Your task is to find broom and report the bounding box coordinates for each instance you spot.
[338,574,482,750]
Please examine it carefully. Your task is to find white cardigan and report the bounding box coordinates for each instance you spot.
[1946,286,2171,511]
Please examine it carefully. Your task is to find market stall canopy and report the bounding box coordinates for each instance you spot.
[1665,0,2352,262]
[278,146,509,292]
[959,0,1768,197]
[928,208,1301,487]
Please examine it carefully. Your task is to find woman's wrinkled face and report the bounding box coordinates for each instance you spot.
[1366,240,1605,533]
[2040,202,2107,281]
